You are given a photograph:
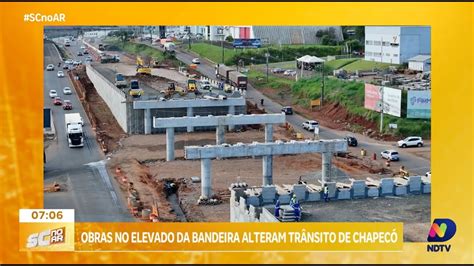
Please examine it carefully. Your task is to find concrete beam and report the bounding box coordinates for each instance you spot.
[185,139,348,160]
[134,98,246,109]
[153,113,285,129]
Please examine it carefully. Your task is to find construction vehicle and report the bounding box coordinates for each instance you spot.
[98,43,105,51]
[100,54,120,63]
[187,79,197,92]
[65,113,84,148]
[163,42,176,55]
[136,56,152,75]
[216,64,248,90]
[129,80,144,98]
[114,73,127,88]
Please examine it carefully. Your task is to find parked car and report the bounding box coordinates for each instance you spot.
[381,150,400,161]
[53,97,62,105]
[192,58,200,64]
[49,89,58,98]
[63,87,72,95]
[62,100,72,110]
[46,64,55,71]
[397,136,423,148]
[281,106,293,115]
[57,71,64,78]
[272,68,285,74]
[284,70,297,76]
[77,51,83,56]
[345,136,358,147]
[302,120,319,131]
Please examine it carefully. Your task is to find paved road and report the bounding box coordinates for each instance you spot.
[44,40,133,222]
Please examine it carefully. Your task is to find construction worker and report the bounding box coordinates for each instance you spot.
[274,199,281,218]
[290,194,298,207]
[260,98,264,106]
[323,184,330,202]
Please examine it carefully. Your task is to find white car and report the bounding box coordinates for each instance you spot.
[80,45,86,49]
[302,120,319,131]
[63,87,72,95]
[381,150,400,161]
[46,64,55,71]
[397,136,423,148]
[65,59,74,64]
[192,58,201,64]
[49,90,58,98]
[73,60,82,66]
[57,71,65,78]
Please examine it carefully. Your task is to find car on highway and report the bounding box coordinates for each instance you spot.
[381,150,400,161]
[49,89,58,98]
[397,136,423,148]
[73,60,82,66]
[83,50,89,55]
[53,97,62,106]
[344,136,358,147]
[77,51,83,56]
[80,45,86,49]
[63,87,72,95]
[281,106,293,115]
[46,64,55,71]
[192,58,201,64]
[272,68,285,74]
[57,71,65,78]
[65,59,74,64]
[62,64,70,70]
[62,100,72,110]
[302,120,319,131]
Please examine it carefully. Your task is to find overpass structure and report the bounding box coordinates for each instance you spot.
[153,113,286,161]
[184,139,348,199]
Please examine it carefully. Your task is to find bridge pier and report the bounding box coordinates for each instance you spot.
[322,152,332,184]
[186,107,194,132]
[201,158,212,199]
[166,128,175,161]
[144,109,151,135]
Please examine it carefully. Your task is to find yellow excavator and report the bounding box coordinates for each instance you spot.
[136,56,151,75]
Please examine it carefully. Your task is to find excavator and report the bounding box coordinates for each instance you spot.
[136,56,152,75]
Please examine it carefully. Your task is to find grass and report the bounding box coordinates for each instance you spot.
[247,70,295,91]
[324,58,359,70]
[291,76,430,138]
[187,43,237,64]
[341,59,397,72]
[104,38,165,61]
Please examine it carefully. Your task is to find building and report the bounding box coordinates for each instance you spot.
[408,55,431,72]
[364,26,431,64]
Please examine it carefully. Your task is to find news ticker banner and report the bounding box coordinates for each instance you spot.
[19,209,403,252]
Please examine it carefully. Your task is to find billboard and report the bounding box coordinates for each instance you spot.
[364,84,401,117]
[232,39,262,48]
[407,90,431,119]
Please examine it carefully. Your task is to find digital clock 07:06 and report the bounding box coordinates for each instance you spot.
[31,210,64,220]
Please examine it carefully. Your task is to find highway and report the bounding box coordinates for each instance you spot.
[43,40,133,222]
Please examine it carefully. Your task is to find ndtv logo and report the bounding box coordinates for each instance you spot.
[426,219,456,252]
[26,227,66,248]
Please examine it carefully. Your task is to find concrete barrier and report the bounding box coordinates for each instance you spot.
[86,65,128,132]
[380,178,395,196]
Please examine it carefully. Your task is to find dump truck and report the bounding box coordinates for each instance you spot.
[129,79,143,98]
[163,42,176,55]
[65,113,84,148]
[114,73,127,88]
[187,79,197,92]
[228,70,248,90]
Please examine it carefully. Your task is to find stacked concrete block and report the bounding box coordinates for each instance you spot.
[247,195,261,206]
[380,178,395,196]
[422,176,431,194]
[326,182,337,199]
[261,185,277,204]
[276,185,291,204]
[292,184,307,202]
[336,188,351,200]
[394,185,408,196]
[351,180,367,198]
[407,176,422,194]
[366,186,380,197]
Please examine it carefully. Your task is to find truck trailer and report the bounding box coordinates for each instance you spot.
[65,113,84,148]
[216,64,248,90]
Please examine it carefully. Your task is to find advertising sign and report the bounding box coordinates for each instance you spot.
[407,90,431,119]
[382,86,402,117]
[364,83,381,111]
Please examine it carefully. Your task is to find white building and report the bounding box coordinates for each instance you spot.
[408,55,431,72]
[83,30,117,38]
[364,26,430,64]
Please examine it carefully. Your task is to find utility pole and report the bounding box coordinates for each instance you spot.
[321,62,325,106]
[188,34,191,49]
[380,86,384,132]
[265,52,270,82]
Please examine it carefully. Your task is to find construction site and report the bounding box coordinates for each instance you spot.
[44,31,431,242]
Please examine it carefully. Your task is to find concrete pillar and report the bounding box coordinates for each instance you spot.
[228,105,236,131]
[144,109,151,135]
[264,124,273,142]
[166,128,175,161]
[262,155,273,185]
[201,159,212,199]
[186,107,194,132]
[322,152,332,184]
[216,125,225,145]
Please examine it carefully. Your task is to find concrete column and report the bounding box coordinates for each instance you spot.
[322,152,332,184]
[264,124,273,142]
[228,105,235,131]
[166,128,175,161]
[201,158,212,199]
[216,125,225,145]
[262,155,273,185]
[144,109,151,135]
[186,107,194,132]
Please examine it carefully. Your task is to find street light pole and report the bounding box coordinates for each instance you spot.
[265,52,270,83]
[221,35,225,64]
[380,86,384,132]
[321,62,325,106]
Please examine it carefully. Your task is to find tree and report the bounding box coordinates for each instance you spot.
[225,35,234,42]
